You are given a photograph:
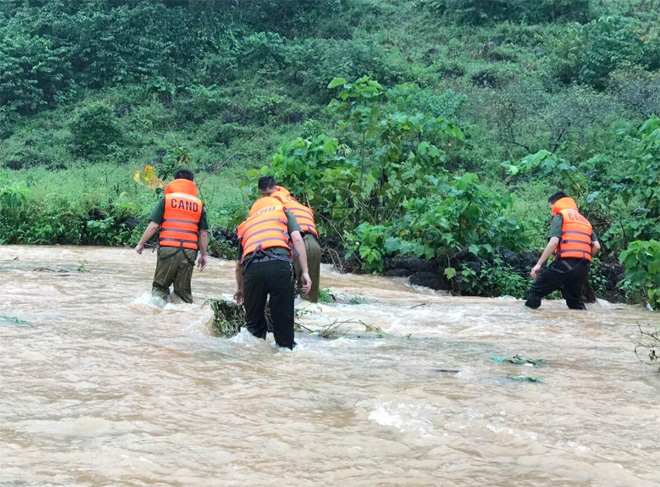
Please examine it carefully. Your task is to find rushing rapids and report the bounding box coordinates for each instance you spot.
[1,246,658,486]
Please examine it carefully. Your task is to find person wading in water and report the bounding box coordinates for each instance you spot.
[234,196,311,349]
[525,191,601,310]
[135,169,208,303]
[258,177,322,303]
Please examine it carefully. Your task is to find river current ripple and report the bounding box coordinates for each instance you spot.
[1,246,659,486]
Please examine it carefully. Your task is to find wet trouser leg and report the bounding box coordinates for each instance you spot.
[152,247,180,301]
[172,249,197,303]
[294,234,322,303]
[268,261,296,349]
[561,262,590,310]
[152,247,196,303]
[243,260,296,348]
[243,264,270,339]
[525,259,589,310]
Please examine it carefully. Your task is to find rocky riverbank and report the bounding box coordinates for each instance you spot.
[209,228,628,302]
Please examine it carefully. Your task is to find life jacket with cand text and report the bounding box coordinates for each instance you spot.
[551,197,593,261]
[237,197,291,263]
[159,179,203,251]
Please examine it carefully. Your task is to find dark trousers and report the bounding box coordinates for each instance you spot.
[525,258,590,310]
[243,260,296,349]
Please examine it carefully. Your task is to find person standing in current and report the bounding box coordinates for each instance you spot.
[525,192,601,310]
[258,177,322,303]
[234,196,311,349]
[135,169,208,303]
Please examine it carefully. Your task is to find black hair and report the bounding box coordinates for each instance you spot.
[548,191,568,204]
[258,176,277,191]
[174,169,194,181]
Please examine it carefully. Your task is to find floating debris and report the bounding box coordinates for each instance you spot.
[0,315,30,327]
[431,368,461,374]
[209,300,244,338]
[492,355,546,367]
[33,267,70,274]
[304,319,384,339]
[506,375,543,383]
[208,299,384,340]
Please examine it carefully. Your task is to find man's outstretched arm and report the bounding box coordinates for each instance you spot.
[135,222,160,254]
[530,237,560,279]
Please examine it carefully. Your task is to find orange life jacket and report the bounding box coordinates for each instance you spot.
[271,187,319,238]
[159,179,203,251]
[237,197,291,263]
[551,197,593,261]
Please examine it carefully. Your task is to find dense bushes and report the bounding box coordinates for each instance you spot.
[0,0,355,117]
[254,77,527,272]
[547,16,659,90]
[69,102,124,156]
[0,181,141,246]
[1,0,659,304]
[0,30,72,115]
[427,0,592,25]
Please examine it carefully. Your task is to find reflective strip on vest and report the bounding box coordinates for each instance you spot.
[273,194,319,238]
[167,192,199,201]
[159,192,203,250]
[237,206,291,263]
[555,209,593,261]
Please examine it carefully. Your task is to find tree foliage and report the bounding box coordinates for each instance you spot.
[254,76,526,271]
[1,0,659,304]
[69,102,123,156]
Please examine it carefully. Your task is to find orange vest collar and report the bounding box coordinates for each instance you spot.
[551,197,578,215]
[274,186,290,197]
[165,179,198,197]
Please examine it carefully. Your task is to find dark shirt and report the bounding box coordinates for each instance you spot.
[149,198,209,230]
[238,210,301,260]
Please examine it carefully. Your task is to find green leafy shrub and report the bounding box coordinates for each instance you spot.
[0,30,72,114]
[427,0,591,25]
[256,76,527,271]
[547,16,653,90]
[467,259,531,298]
[502,150,587,197]
[69,102,123,156]
[620,240,660,309]
[605,117,660,246]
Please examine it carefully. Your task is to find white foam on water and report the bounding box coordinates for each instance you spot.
[228,328,277,352]
[131,291,168,310]
[162,302,196,312]
[20,350,47,362]
[595,297,621,309]
[21,417,136,437]
[183,305,216,336]
[368,402,436,438]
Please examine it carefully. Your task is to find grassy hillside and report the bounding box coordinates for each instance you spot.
[1,0,659,302]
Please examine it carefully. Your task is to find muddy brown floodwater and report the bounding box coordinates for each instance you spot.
[1,246,659,486]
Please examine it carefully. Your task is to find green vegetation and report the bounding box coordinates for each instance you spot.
[492,355,546,367]
[635,324,660,370]
[209,299,245,338]
[620,241,660,309]
[1,0,659,304]
[318,289,336,304]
